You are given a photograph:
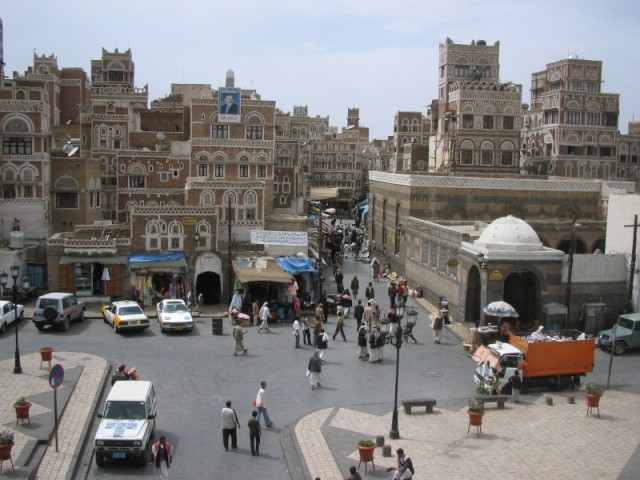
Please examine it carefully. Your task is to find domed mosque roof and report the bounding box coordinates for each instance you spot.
[474,215,544,252]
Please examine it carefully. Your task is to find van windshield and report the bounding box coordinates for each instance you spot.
[104,401,147,420]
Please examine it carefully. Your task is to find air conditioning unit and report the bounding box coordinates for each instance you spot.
[93,220,113,226]
[9,231,24,249]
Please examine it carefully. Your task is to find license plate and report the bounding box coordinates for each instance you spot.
[112,452,126,459]
[175,326,183,331]
[130,321,138,325]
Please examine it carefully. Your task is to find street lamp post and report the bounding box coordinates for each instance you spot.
[386,324,403,439]
[1,265,22,374]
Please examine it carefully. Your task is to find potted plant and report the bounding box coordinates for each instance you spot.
[13,397,32,424]
[476,383,490,396]
[0,430,15,461]
[356,439,376,462]
[467,397,485,426]
[585,381,605,408]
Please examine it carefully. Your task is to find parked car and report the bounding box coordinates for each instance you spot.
[33,292,85,332]
[156,299,194,333]
[102,301,150,333]
[598,312,640,355]
[0,300,24,333]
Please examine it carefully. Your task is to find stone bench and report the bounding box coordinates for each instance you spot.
[401,398,437,414]
[475,395,508,409]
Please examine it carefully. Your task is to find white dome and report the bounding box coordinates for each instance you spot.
[474,215,543,251]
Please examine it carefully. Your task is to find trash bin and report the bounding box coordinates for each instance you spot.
[212,317,224,335]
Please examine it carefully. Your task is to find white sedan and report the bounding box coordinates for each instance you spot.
[0,300,24,334]
[156,299,194,333]
[102,301,150,333]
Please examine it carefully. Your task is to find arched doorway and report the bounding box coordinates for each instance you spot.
[503,271,540,329]
[465,266,482,325]
[196,271,221,305]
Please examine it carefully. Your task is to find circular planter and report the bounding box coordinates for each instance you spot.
[586,393,601,408]
[39,347,54,361]
[357,444,376,462]
[14,402,32,422]
[0,442,14,461]
[468,410,484,426]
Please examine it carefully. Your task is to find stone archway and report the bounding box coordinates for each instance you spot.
[196,271,221,305]
[465,266,482,325]
[503,271,540,329]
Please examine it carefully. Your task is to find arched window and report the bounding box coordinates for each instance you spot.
[245,191,257,220]
[168,222,184,250]
[201,191,214,206]
[283,175,290,193]
[196,221,211,249]
[459,139,474,165]
[146,222,161,250]
[223,192,237,221]
[500,141,515,166]
[480,141,494,166]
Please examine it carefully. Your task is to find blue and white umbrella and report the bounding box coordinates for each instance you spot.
[483,300,519,318]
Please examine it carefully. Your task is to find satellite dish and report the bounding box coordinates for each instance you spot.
[67,146,79,157]
[66,120,72,125]
[142,147,151,152]
[156,132,166,141]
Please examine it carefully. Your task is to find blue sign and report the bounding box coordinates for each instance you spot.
[49,364,64,389]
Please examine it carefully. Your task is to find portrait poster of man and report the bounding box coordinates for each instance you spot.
[219,87,241,122]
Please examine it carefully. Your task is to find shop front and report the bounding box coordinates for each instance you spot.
[127,253,188,306]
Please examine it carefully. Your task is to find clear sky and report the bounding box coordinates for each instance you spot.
[2,0,638,140]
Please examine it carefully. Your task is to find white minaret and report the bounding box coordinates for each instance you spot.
[225,68,235,88]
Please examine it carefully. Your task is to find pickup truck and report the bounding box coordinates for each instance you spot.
[598,312,640,355]
[473,329,595,393]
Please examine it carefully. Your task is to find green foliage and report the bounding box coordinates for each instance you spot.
[0,430,14,445]
[14,396,27,406]
[476,383,490,396]
[585,381,605,397]
[358,439,376,447]
[468,397,485,413]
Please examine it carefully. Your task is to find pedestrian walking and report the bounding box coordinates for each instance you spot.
[315,328,329,361]
[388,282,397,308]
[313,315,324,345]
[357,324,368,360]
[302,316,312,345]
[335,268,344,293]
[350,276,359,299]
[332,309,346,341]
[258,302,271,333]
[251,298,259,326]
[368,326,381,363]
[372,304,381,330]
[354,300,364,330]
[151,436,173,479]
[387,306,399,336]
[293,317,301,348]
[307,351,322,389]
[365,282,375,301]
[371,258,381,282]
[221,400,240,451]
[431,310,443,344]
[247,410,261,456]
[363,301,374,332]
[255,381,273,427]
[232,325,248,356]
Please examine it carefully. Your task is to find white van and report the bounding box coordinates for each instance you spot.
[94,380,157,467]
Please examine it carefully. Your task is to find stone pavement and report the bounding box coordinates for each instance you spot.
[0,351,108,479]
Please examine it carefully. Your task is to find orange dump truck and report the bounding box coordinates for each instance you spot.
[473,329,595,393]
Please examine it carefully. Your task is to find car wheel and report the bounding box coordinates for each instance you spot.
[0,322,6,334]
[613,342,626,356]
[137,445,149,467]
[95,452,106,467]
[113,323,120,334]
[18,312,24,323]
[35,323,45,331]
[43,306,59,322]
[103,314,109,324]
[63,316,71,332]
[78,309,85,322]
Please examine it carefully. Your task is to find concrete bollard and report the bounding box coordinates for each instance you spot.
[383,445,392,457]
[545,396,553,406]
[376,435,385,447]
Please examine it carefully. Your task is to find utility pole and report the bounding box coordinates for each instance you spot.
[227,195,233,304]
[625,214,639,308]
[564,219,578,329]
